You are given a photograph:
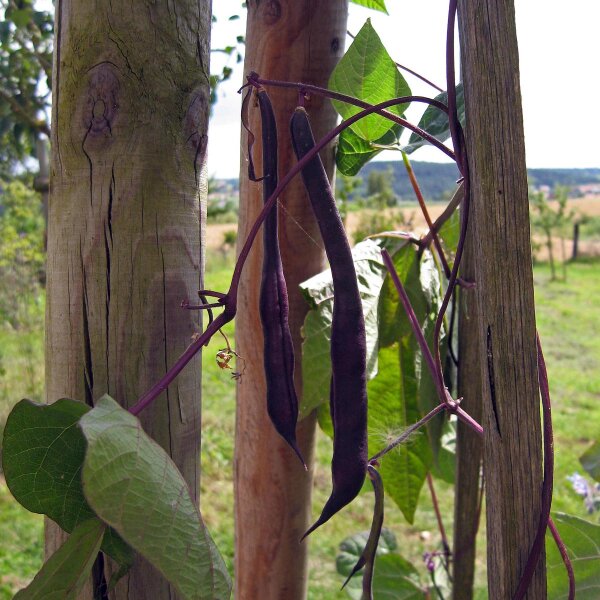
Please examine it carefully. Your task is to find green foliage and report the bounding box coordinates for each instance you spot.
[530,186,575,280]
[0,0,52,175]
[300,240,389,418]
[14,519,105,600]
[546,512,600,599]
[368,343,431,523]
[0,179,45,326]
[300,239,446,523]
[2,395,231,598]
[79,396,232,599]
[329,20,410,143]
[352,210,414,245]
[336,530,425,598]
[403,84,465,155]
[336,125,401,177]
[2,399,134,573]
[349,0,388,14]
[0,479,43,599]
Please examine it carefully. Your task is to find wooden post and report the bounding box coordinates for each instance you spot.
[234,1,348,598]
[572,222,579,260]
[46,2,210,597]
[457,1,546,597]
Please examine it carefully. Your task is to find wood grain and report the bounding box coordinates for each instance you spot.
[46,2,210,598]
[235,1,348,598]
[458,1,546,597]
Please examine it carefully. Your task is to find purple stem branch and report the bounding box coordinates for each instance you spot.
[548,517,575,600]
[427,472,450,555]
[369,404,446,463]
[402,151,452,279]
[380,249,483,438]
[129,313,228,416]
[247,73,456,162]
[381,249,447,402]
[446,0,464,174]
[513,333,555,599]
[131,94,456,417]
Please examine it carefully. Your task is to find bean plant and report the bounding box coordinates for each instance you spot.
[2,1,591,599]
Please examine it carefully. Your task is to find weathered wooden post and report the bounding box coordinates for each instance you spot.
[458,0,546,597]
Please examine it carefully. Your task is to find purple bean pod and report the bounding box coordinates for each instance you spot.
[290,107,368,536]
[256,89,305,467]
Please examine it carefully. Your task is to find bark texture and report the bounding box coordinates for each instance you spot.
[458,1,546,598]
[234,1,348,598]
[46,2,211,598]
[452,233,483,600]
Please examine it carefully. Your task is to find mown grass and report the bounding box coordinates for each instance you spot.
[1,255,599,598]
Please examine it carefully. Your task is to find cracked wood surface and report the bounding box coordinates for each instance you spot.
[234,2,348,598]
[46,2,211,598]
[458,1,546,597]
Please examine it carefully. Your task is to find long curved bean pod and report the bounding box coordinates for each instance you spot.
[290,107,368,535]
[256,89,305,467]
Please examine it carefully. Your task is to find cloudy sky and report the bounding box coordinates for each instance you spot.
[208,1,600,178]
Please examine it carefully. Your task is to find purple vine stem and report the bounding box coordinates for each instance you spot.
[427,472,450,557]
[130,93,455,417]
[369,404,447,463]
[513,333,555,599]
[246,73,456,162]
[548,517,576,600]
[380,248,483,437]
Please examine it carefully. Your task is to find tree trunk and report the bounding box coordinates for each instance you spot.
[572,223,579,260]
[452,232,483,600]
[458,1,546,598]
[46,2,211,598]
[234,2,348,598]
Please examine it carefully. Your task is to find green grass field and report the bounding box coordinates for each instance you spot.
[1,254,598,598]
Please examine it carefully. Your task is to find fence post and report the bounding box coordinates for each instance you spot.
[457,1,546,597]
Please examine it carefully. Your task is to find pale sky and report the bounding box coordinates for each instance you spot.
[209,1,600,178]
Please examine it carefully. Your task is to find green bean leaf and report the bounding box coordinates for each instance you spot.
[547,512,600,599]
[79,396,231,600]
[300,240,390,418]
[349,0,388,14]
[329,19,411,142]
[14,518,105,600]
[337,123,401,177]
[403,84,465,154]
[368,342,432,523]
[337,530,424,599]
[1,399,134,576]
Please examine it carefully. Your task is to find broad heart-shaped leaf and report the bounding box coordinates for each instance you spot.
[79,396,231,600]
[15,518,105,600]
[403,83,465,154]
[336,528,398,578]
[349,0,388,14]
[337,530,424,599]
[1,399,134,573]
[329,19,411,142]
[299,239,391,418]
[336,123,401,177]
[547,512,600,599]
[368,342,432,523]
[580,441,600,482]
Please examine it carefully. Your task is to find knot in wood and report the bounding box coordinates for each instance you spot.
[261,0,281,25]
[83,63,120,135]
